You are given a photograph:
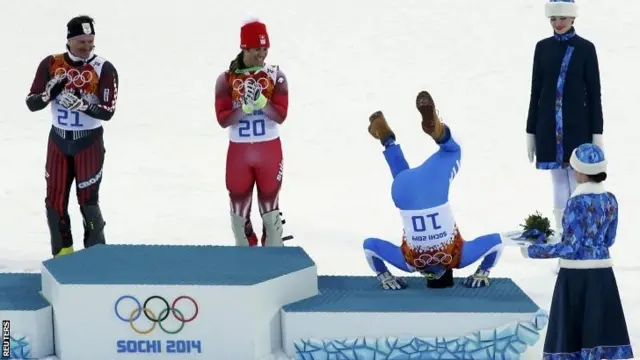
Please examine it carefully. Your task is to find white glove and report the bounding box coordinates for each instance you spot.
[376,271,406,290]
[463,268,491,288]
[58,92,87,111]
[244,79,261,103]
[243,78,267,110]
[526,133,536,163]
[41,76,66,102]
[519,244,531,259]
[592,134,604,152]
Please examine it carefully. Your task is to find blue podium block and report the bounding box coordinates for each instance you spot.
[281,275,548,359]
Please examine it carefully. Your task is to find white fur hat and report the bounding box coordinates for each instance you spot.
[545,0,578,18]
[570,143,607,175]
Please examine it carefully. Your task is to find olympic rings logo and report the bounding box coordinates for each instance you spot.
[232,77,269,95]
[114,295,199,335]
[53,68,94,87]
[412,252,453,268]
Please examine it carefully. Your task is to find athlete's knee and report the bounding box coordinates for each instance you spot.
[229,191,253,217]
[257,186,281,214]
[363,237,380,251]
[45,185,69,214]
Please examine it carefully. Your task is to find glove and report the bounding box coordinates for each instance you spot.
[592,134,604,152]
[41,76,66,102]
[376,271,407,290]
[244,79,267,110]
[58,92,87,111]
[526,133,536,163]
[519,244,531,259]
[241,96,254,114]
[463,268,491,288]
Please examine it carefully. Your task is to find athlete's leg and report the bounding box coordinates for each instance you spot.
[44,131,75,257]
[226,141,257,246]
[414,89,462,193]
[74,132,107,249]
[391,91,462,208]
[363,237,413,290]
[368,111,410,178]
[254,138,285,247]
[394,126,462,209]
[458,233,505,288]
[382,141,410,179]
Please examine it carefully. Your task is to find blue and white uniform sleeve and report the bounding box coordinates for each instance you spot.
[603,195,618,247]
[526,199,582,259]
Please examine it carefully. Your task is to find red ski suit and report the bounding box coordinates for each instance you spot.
[215,64,289,245]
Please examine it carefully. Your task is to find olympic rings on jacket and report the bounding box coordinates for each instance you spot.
[53,68,94,87]
[232,77,270,95]
[114,295,199,335]
[412,252,453,268]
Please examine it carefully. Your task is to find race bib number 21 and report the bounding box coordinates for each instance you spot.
[57,108,82,127]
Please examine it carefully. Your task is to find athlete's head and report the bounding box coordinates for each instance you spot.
[240,19,270,67]
[421,265,447,280]
[66,15,96,59]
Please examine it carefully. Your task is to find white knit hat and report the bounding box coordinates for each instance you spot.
[545,0,578,18]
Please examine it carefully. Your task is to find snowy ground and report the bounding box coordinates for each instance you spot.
[1,0,639,356]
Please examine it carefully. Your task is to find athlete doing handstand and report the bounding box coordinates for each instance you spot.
[363,90,509,290]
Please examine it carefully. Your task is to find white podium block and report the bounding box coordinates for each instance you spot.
[40,244,318,360]
[0,273,54,359]
[282,276,549,359]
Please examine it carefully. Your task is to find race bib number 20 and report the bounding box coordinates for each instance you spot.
[238,118,266,138]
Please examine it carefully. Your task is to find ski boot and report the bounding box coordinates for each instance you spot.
[260,211,294,245]
[46,206,74,258]
[416,91,445,142]
[81,204,106,248]
[368,111,396,145]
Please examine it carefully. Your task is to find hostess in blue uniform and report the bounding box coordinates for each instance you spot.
[520,143,633,359]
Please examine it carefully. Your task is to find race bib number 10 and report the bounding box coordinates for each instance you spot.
[402,205,454,244]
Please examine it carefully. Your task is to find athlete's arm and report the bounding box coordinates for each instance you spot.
[215,72,244,128]
[83,61,119,121]
[261,68,288,124]
[25,56,54,112]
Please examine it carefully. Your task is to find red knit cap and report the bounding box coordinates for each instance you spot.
[240,19,270,49]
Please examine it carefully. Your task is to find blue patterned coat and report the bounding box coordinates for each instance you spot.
[526,27,604,169]
[525,182,617,260]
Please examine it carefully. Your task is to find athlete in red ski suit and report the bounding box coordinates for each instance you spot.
[214,19,289,247]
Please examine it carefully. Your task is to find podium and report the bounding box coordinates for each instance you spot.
[0,244,548,359]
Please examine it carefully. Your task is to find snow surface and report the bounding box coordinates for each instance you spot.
[1,0,639,356]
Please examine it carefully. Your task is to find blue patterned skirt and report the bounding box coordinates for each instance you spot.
[543,266,634,359]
